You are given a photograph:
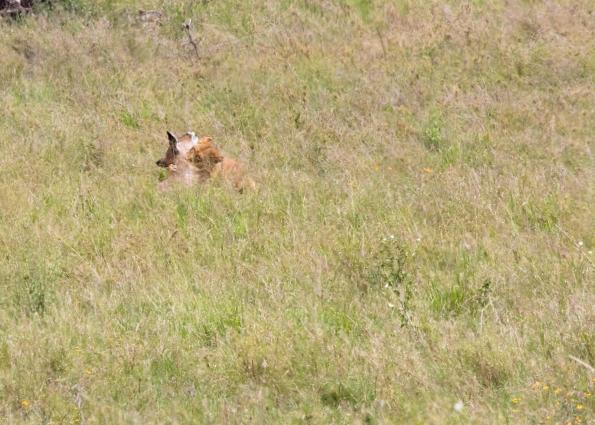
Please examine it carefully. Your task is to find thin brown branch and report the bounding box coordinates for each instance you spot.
[183,19,200,60]
[376,27,387,59]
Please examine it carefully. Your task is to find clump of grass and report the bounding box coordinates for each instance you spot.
[320,379,376,408]
[11,260,61,317]
[423,113,446,152]
[365,236,414,327]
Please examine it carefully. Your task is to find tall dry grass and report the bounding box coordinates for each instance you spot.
[0,1,593,423]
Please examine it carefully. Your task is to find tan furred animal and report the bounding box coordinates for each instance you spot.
[156,131,255,192]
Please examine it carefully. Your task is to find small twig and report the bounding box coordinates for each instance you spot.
[568,355,595,373]
[183,19,200,59]
[376,27,387,59]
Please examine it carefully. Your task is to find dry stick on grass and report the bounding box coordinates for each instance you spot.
[568,355,595,374]
[376,27,387,59]
[183,19,200,59]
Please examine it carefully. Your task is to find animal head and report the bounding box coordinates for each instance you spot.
[156,131,192,168]
[155,131,181,168]
[155,131,222,170]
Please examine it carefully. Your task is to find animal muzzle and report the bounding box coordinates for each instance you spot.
[156,159,168,167]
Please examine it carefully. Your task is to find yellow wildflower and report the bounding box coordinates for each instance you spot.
[511,397,521,404]
[543,384,549,391]
[576,404,584,410]
[20,399,30,408]
[554,387,562,395]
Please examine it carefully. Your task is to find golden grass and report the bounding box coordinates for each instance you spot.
[0,1,593,423]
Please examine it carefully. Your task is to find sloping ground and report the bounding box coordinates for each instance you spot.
[0,1,593,423]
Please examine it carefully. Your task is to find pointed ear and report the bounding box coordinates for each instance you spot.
[166,131,177,145]
[166,131,179,153]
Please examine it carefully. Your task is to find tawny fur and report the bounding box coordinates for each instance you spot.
[156,132,255,192]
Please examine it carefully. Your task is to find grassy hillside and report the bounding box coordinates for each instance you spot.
[0,1,593,423]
